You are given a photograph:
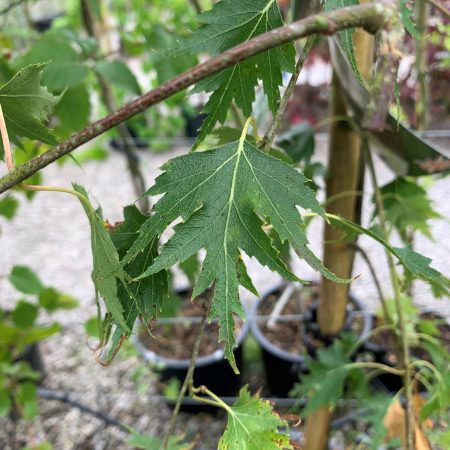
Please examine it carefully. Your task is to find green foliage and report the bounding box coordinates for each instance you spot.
[122,124,343,371]
[179,0,296,145]
[0,64,59,158]
[38,288,78,312]
[95,59,142,95]
[12,301,38,329]
[0,266,77,420]
[326,214,450,297]
[400,0,419,38]
[9,266,43,295]
[275,123,315,165]
[54,84,91,137]
[16,382,38,420]
[73,184,129,330]
[378,177,440,241]
[14,31,89,91]
[291,333,364,413]
[0,196,19,220]
[325,0,363,83]
[219,386,291,450]
[107,204,169,359]
[127,430,191,450]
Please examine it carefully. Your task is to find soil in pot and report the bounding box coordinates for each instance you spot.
[136,289,246,411]
[367,311,450,393]
[253,284,370,398]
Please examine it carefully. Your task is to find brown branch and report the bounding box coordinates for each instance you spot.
[80,0,149,212]
[261,36,316,152]
[425,0,450,18]
[188,0,202,15]
[0,0,26,16]
[0,3,392,194]
[160,288,213,450]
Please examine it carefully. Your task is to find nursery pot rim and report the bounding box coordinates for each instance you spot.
[251,284,306,365]
[365,306,450,355]
[132,292,250,369]
[251,282,372,363]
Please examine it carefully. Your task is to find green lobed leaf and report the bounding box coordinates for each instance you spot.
[179,0,296,146]
[219,386,292,449]
[327,214,450,297]
[122,127,344,372]
[378,177,440,241]
[73,184,129,330]
[291,333,362,414]
[9,266,43,295]
[106,205,169,361]
[95,60,142,95]
[0,64,59,158]
[325,0,364,84]
[400,0,419,38]
[392,246,450,298]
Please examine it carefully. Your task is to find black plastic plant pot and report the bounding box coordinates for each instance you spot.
[366,309,450,394]
[251,285,373,397]
[301,294,373,357]
[133,311,249,413]
[16,343,46,383]
[251,286,307,398]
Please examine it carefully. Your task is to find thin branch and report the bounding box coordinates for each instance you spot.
[0,2,392,194]
[188,0,202,15]
[364,140,415,450]
[161,288,213,450]
[415,0,430,130]
[425,0,450,18]
[0,0,26,16]
[80,0,149,212]
[261,36,316,152]
[0,105,13,170]
[352,243,390,324]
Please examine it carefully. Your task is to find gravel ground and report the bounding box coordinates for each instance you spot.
[0,136,449,449]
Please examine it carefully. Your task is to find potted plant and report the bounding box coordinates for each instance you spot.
[0,265,78,420]
[1,0,449,448]
[251,282,372,397]
[106,205,249,410]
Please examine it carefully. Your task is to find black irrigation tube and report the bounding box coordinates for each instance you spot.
[37,388,129,432]
[38,388,364,429]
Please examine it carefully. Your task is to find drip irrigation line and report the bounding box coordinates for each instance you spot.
[37,388,129,432]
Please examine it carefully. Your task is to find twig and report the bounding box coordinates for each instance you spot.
[0,104,13,170]
[364,140,415,450]
[352,243,389,322]
[80,0,149,212]
[37,388,128,432]
[0,3,393,194]
[415,0,430,130]
[0,0,26,16]
[261,36,316,152]
[188,0,202,15]
[160,287,213,450]
[425,0,450,18]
